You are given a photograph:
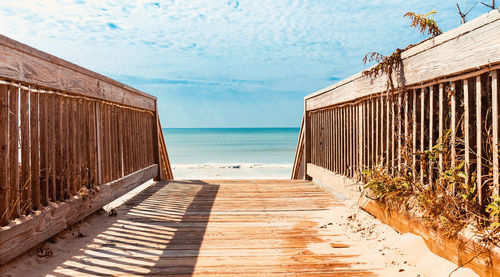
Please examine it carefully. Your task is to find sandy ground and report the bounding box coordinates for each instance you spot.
[0,179,478,277]
[172,165,292,179]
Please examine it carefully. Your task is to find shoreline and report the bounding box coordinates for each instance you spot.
[171,163,292,179]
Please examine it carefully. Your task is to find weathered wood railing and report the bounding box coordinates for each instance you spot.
[0,35,173,264]
[293,10,500,206]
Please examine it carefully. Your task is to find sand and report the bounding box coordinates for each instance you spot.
[0,179,478,277]
[172,163,292,179]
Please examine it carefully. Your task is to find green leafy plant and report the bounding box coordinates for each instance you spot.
[404,11,443,37]
[486,198,500,228]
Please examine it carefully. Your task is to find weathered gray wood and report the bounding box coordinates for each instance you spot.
[0,164,158,265]
[305,10,500,111]
[0,35,156,111]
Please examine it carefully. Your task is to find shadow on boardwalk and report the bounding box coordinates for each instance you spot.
[49,180,219,276]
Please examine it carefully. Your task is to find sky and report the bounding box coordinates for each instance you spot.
[0,0,491,127]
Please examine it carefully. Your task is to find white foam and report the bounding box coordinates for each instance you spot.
[172,163,293,169]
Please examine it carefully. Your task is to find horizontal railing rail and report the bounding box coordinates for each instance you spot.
[293,9,500,208]
[0,35,172,264]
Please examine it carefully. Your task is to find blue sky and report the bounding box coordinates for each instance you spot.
[0,0,490,127]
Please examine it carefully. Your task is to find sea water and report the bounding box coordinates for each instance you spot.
[163,128,300,179]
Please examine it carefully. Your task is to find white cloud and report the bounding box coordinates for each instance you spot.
[0,0,492,127]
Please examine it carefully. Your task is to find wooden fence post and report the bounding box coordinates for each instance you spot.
[0,85,9,226]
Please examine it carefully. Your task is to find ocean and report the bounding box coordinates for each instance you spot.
[162,128,300,179]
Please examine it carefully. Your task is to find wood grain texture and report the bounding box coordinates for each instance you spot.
[30,91,40,210]
[0,164,158,265]
[8,86,19,219]
[6,179,376,276]
[305,10,500,111]
[0,85,9,226]
[0,35,156,111]
[20,89,31,213]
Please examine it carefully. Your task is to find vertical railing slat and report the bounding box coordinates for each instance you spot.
[30,90,40,210]
[20,89,31,213]
[438,83,444,179]
[493,70,499,199]
[420,88,425,185]
[9,86,20,218]
[451,82,457,170]
[412,90,417,181]
[476,75,484,208]
[464,79,471,188]
[429,86,434,184]
[39,93,48,206]
[49,94,56,201]
[0,85,9,226]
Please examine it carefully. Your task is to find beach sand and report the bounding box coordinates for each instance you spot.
[0,179,477,277]
[172,163,292,179]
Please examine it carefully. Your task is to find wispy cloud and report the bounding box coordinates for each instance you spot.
[0,0,491,127]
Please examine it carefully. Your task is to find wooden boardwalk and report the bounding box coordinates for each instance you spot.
[47,180,374,276]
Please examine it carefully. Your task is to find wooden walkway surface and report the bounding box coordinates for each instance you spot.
[49,180,375,276]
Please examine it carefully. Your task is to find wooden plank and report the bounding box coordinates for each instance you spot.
[386,96,390,169]
[48,94,56,201]
[95,103,102,185]
[118,109,124,178]
[358,104,363,176]
[420,88,425,184]
[438,84,444,177]
[412,90,417,181]
[8,86,19,219]
[450,82,457,171]
[305,10,500,111]
[71,98,78,195]
[20,89,31,213]
[0,35,156,111]
[63,98,71,198]
[334,108,338,173]
[464,79,471,187]
[303,102,311,180]
[476,75,484,207]
[0,85,9,226]
[55,96,64,200]
[429,86,434,183]
[80,99,88,186]
[328,109,332,171]
[39,93,48,206]
[397,94,402,172]
[30,90,40,210]
[493,70,499,198]
[391,98,395,174]
[404,91,409,172]
[104,104,111,183]
[88,101,97,185]
[349,106,353,175]
[376,97,380,164]
[0,164,158,265]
